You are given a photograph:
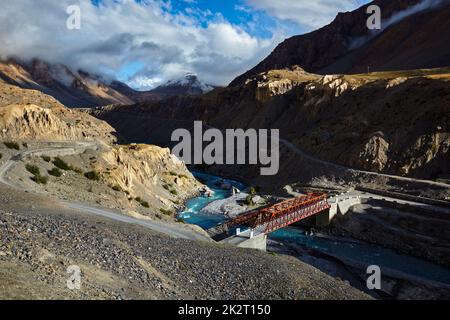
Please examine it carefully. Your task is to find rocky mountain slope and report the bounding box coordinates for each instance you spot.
[91,67,450,188]
[0,59,134,108]
[0,82,116,143]
[231,0,450,86]
[111,73,215,103]
[0,59,215,108]
[0,81,203,218]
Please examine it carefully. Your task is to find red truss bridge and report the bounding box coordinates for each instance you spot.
[224,193,331,236]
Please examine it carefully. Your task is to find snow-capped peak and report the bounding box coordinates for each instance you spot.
[159,73,215,94]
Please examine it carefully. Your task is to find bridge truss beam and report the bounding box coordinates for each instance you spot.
[226,193,331,235]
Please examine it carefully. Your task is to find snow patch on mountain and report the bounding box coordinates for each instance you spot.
[159,73,215,94]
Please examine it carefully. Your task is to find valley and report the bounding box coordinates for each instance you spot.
[2,64,448,300]
[91,67,450,198]
[2,182,370,300]
[0,80,373,300]
[88,66,450,299]
[0,138,370,300]
[1,0,449,302]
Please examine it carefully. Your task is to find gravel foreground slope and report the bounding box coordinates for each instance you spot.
[0,185,370,300]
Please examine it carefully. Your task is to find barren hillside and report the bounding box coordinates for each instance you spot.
[0,82,203,218]
[0,59,134,108]
[231,0,450,86]
[93,67,450,181]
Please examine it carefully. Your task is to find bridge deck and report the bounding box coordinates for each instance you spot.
[211,193,331,240]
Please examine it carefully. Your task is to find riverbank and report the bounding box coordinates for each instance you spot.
[269,229,450,299]
[327,202,450,268]
[179,171,247,229]
[0,184,370,300]
[180,171,450,300]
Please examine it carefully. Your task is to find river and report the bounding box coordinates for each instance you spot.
[178,171,450,292]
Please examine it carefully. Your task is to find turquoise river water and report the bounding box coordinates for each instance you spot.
[179,171,450,286]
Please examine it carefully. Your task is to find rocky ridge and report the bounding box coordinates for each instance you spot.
[92,67,450,186]
[231,0,450,86]
[0,59,134,107]
[0,81,202,218]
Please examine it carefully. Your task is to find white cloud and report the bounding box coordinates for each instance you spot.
[245,0,361,29]
[349,0,443,50]
[128,76,163,90]
[0,0,281,89]
[383,0,443,30]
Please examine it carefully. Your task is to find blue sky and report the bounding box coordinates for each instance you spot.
[119,0,372,86]
[166,0,281,38]
[154,0,372,42]
[166,0,371,37]
[116,0,371,87]
[1,0,372,89]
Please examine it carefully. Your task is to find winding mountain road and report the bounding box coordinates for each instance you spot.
[280,138,450,189]
[0,141,210,242]
[3,138,446,242]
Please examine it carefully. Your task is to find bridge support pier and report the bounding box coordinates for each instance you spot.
[237,234,267,251]
[219,193,335,250]
[220,230,267,251]
[315,209,333,227]
[315,197,362,226]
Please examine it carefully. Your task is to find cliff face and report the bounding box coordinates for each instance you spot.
[100,144,202,207]
[230,0,450,86]
[0,83,116,143]
[253,68,320,103]
[0,81,203,215]
[240,70,450,180]
[92,67,450,181]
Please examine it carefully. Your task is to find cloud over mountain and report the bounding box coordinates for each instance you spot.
[0,0,368,89]
[245,0,361,29]
[0,0,279,89]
